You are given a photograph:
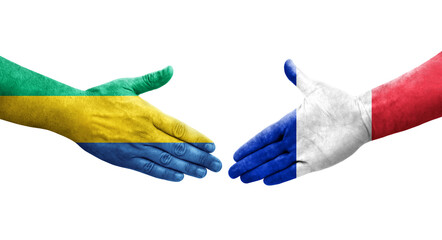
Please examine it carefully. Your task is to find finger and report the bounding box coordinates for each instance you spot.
[284,59,317,95]
[153,113,215,153]
[146,142,222,172]
[143,145,208,178]
[284,59,297,85]
[240,153,296,184]
[129,157,184,182]
[263,163,297,185]
[233,122,284,162]
[263,162,311,185]
[229,142,285,179]
[191,143,216,153]
[127,66,174,95]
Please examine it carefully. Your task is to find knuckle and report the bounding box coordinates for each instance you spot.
[173,122,186,138]
[173,143,187,156]
[141,74,154,89]
[184,162,193,173]
[198,153,208,166]
[159,152,172,166]
[152,113,163,128]
[141,162,155,174]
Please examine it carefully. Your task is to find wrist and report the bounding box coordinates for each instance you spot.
[356,91,372,142]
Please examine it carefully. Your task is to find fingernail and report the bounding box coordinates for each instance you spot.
[228,166,238,179]
[174,173,184,181]
[196,168,207,178]
[210,161,222,172]
[205,143,215,152]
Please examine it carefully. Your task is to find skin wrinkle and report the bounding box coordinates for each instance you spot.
[0,56,221,181]
[230,59,371,185]
[234,54,440,184]
[356,93,372,139]
[300,136,329,171]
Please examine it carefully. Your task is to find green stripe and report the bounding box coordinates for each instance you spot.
[0,56,137,96]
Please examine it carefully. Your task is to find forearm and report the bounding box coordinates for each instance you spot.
[0,56,83,131]
[0,56,83,96]
[359,52,442,140]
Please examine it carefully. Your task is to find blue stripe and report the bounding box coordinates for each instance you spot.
[77,142,221,181]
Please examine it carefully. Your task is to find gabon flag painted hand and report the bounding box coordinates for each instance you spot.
[0,56,222,181]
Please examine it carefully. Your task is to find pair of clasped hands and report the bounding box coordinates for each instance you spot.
[67,59,369,185]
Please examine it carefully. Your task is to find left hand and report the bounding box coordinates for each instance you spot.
[228,60,371,185]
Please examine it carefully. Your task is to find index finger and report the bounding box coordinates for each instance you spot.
[233,121,284,162]
[153,112,216,153]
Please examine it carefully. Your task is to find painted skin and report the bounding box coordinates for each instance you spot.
[230,53,442,185]
[0,56,222,181]
[229,60,370,185]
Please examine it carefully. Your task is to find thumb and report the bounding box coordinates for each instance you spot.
[284,59,317,95]
[128,66,174,95]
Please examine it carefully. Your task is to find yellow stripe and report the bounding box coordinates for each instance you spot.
[0,96,211,143]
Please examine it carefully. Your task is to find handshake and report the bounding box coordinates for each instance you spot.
[0,53,441,185]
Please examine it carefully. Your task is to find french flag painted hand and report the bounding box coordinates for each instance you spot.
[229,52,442,185]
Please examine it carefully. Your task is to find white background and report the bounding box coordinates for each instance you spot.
[0,0,441,239]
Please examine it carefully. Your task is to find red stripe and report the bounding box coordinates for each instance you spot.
[372,52,442,140]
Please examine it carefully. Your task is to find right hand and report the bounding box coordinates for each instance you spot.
[75,66,222,181]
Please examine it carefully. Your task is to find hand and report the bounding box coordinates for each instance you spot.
[71,67,222,181]
[0,57,222,182]
[228,60,371,185]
